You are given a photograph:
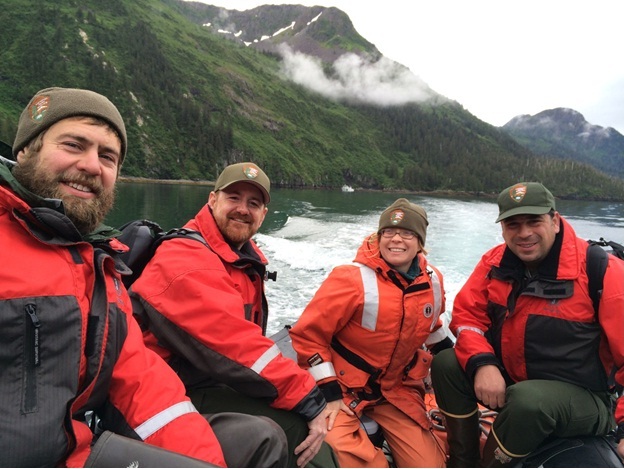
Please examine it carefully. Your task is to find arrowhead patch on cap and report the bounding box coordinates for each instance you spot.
[390,209,405,225]
[30,95,50,122]
[510,183,528,203]
[244,165,259,179]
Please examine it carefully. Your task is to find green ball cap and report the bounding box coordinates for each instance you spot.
[214,162,270,204]
[378,198,428,246]
[495,182,556,222]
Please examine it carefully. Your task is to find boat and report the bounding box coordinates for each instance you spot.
[269,326,624,467]
[341,185,355,192]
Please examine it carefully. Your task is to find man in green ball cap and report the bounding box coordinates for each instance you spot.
[131,162,338,468]
[431,182,624,467]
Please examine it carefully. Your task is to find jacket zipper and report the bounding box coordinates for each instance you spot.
[23,303,40,413]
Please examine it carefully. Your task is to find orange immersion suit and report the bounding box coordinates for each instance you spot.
[290,235,452,467]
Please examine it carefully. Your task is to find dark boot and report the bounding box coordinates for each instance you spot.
[480,430,521,467]
[443,411,481,468]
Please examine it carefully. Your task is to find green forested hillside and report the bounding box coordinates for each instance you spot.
[1,0,623,200]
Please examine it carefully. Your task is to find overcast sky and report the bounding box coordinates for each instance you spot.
[190,0,624,134]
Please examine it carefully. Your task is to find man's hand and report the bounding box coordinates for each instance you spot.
[474,365,506,409]
[293,397,356,466]
[325,399,354,430]
[617,438,624,460]
[293,406,332,467]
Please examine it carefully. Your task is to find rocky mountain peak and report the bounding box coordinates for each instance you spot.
[504,107,617,140]
[502,108,624,177]
[183,3,379,63]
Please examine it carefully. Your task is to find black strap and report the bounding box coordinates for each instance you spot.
[586,237,624,314]
[586,242,609,315]
[331,337,382,400]
[386,270,405,291]
[331,337,378,376]
[586,241,623,394]
[159,228,207,250]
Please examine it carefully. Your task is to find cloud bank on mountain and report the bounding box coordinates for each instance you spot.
[278,44,440,106]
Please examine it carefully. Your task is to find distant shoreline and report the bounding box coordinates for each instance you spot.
[117,178,624,202]
[117,176,497,199]
[118,176,216,186]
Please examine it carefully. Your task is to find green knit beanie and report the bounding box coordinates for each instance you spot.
[378,198,429,246]
[13,87,127,163]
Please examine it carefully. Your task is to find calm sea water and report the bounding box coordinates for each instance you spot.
[107,182,624,335]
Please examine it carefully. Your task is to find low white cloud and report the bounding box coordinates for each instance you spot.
[583,77,624,135]
[278,44,439,106]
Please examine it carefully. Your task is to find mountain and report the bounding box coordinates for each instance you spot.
[179,3,381,64]
[502,108,624,178]
[0,0,623,200]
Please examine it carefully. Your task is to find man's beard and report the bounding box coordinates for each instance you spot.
[13,155,116,234]
[214,214,255,248]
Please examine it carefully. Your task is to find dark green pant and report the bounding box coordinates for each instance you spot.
[188,386,339,468]
[431,348,615,456]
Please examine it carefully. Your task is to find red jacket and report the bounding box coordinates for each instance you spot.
[0,175,225,467]
[452,217,624,423]
[131,204,326,421]
[290,235,449,429]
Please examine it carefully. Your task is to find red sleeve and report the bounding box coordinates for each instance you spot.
[132,238,323,418]
[108,312,226,467]
[451,255,498,371]
[600,256,624,424]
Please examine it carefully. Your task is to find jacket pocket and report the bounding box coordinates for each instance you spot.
[404,348,432,384]
[23,303,41,413]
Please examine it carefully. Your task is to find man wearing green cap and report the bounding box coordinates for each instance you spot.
[131,162,338,468]
[430,182,624,466]
[0,87,288,468]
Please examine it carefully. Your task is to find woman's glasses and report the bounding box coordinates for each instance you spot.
[379,228,417,240]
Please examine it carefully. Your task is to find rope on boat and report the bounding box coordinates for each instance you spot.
[428,406,498,437]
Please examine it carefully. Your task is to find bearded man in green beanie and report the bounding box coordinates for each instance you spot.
[431,182,624,467]
[289,198,454,468]
[0,87,288,468]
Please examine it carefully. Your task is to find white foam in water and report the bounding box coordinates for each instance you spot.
[257,196,624,336]
[255,214,378,333]
[258,199,503,335]
[256,234,349,272]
